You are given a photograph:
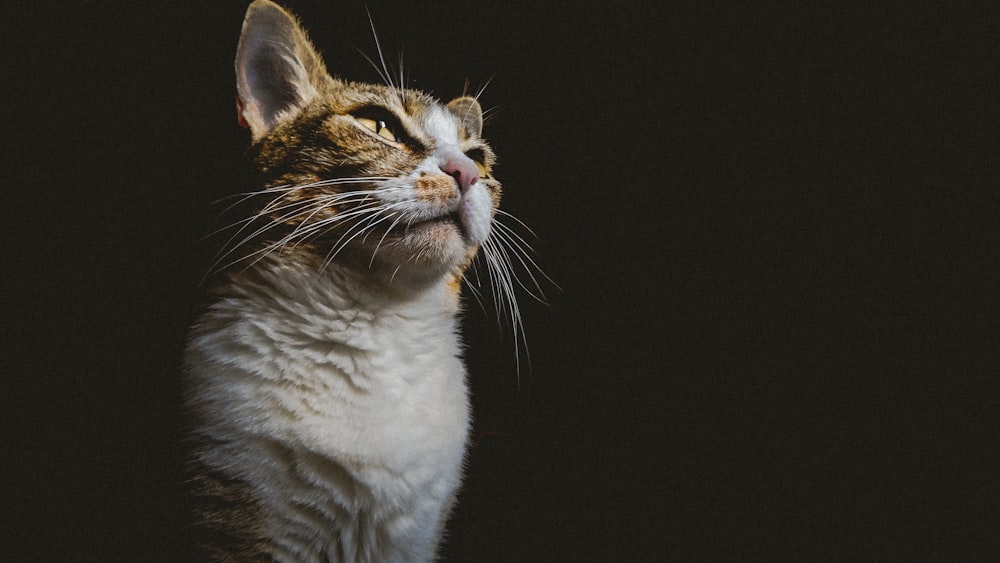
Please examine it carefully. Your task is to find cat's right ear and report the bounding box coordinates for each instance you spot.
[235,0,330,140]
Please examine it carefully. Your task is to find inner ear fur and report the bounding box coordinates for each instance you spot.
[235,0,332,140]
[446,97,484,139]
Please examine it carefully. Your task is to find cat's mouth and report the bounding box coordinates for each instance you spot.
[402,211,464,236]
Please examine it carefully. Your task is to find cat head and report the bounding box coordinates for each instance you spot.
[229,0,501,289]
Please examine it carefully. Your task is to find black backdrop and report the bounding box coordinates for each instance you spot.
[4,1,994,560]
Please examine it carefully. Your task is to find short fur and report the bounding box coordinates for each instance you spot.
[183,1,508,560]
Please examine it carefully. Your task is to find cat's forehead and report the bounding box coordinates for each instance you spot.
[333,82,429,115]
[420,106,460,145]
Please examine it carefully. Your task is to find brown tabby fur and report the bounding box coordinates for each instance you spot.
[184,2,504,559]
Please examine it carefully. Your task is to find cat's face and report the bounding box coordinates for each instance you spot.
[248,82,502,285]
[227,0,501,286]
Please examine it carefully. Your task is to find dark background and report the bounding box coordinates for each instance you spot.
[4,1,995,560]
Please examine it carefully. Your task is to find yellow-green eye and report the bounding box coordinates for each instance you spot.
[356,117,399,142]
[378,125,396,141]
[356,117,378,133]
[474,160,489,178]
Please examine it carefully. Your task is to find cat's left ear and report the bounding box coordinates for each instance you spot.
[235,0,331,140]
[446,97,484,139]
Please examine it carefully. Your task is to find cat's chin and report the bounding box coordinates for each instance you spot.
[405,212,464,237]
[354,218,471,283]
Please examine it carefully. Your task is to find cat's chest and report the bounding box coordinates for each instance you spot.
[189,264,470,473]
[271,300,469,461]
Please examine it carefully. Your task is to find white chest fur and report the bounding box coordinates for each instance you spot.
[184,260,470,562]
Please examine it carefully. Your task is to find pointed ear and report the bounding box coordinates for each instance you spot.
[235,0,331,140]
[446,97,484,139]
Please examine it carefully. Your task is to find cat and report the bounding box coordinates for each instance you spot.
[182,1,529,560]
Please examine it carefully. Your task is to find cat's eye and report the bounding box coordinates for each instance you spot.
[356,117,400,143]
[466,148,490,178]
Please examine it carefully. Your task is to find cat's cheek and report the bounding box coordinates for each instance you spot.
[459,186,493,245]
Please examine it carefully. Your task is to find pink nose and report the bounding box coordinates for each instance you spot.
[439,153,479,194]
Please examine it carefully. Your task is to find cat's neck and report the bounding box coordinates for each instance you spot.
[191,252,464,398]
[204,254,462,335]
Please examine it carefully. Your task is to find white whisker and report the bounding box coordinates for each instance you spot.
[363,8,404,104]
[490,221,556,301]
[321,209,401,273]
[368,214,406,269]
[472,76,493,103]
[480,236,529,376]
[204,175,403,270]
